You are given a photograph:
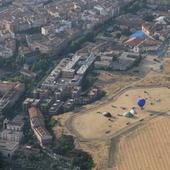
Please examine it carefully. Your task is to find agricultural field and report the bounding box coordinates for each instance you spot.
[113,115,170,170]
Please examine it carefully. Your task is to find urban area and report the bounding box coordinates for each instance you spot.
[0,0,170,170]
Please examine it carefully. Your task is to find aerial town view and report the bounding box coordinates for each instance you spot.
[0,0,170,170]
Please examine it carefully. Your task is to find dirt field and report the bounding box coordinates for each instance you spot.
[72,87,170,140]
[96,71,140,96]
[163,58,170,74]
[134,55,162,74]
[113,115,170,170]
[53,69,170,170]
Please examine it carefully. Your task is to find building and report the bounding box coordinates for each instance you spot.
[48,101,64,115]
[0,140,19,158]
[41,53,96,94]
[125,37,145,53]
[23,98,40,112]
[94,60,111,69]
[40,98,53,113]
[142,23,155,36]
[71,86,81,98]
[0,81,25,114]
[76,53,96,76]
[137,38,162,53]
[31,88,49,99]
[28,107,52,146]
[0,115,23,158]
[63,99,74,112]
[3,115,24,133]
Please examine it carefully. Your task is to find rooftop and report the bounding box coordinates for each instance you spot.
[28,107,43,119]
[0,140,18,152]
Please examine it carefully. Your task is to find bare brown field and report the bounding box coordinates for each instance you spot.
[96,71,139,96]
[53,71,170,170]
[163,59,170,74]
[113,115,170,170]
[72,87,170,140]
[139,71,170,87]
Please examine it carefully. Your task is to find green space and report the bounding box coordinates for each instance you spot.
[51,135,94,170]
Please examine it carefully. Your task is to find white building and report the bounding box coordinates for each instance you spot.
[0,115,24,158]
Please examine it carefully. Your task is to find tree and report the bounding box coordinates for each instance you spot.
[16,54,24,65]
[116,32,121,39]
[124,0,146,13]
[51,164,60,170]
[121,28,131,36]
[0,152,9,169]
[72,150,93,170]
[48,117,57,128]
[53,135,75,156]
[143,14,155,22]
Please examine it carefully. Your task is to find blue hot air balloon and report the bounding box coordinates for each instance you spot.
[137,98,146,108]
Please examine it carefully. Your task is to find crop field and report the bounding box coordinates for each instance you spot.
[113,115,170,170]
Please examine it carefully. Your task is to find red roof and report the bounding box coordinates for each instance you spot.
[125,37,144,48]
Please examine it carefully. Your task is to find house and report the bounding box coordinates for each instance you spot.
[137,38,162,53]
[142,22,163,37]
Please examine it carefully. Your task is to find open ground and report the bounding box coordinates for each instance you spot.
[70,87,170,141]
[113,114,170,170]
[53,61,170,170]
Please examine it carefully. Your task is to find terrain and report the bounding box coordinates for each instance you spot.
[113,115,170,170]
[53,53,170,169]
